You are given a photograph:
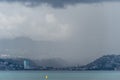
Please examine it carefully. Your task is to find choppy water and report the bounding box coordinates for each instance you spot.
[0,71,120,80]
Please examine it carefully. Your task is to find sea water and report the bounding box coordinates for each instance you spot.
[0,71,120,80]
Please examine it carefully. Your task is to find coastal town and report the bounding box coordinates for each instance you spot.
[0,55,120,71]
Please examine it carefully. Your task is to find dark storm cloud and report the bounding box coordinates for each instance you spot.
[0,0,120,8]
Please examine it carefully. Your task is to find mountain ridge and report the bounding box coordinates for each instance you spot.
[81,54,120,70]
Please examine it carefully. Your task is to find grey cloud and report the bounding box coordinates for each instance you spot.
[0,0,120,8]
[0,1,120,66]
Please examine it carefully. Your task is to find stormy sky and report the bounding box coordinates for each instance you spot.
[0,0,120,65]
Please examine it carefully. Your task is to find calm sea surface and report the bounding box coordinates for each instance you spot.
[0,71,120,80]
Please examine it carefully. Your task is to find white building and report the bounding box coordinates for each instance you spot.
[24,60,30,69]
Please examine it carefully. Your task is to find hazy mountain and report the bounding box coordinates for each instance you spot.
[0,37,55,59]
[34,58,69,68]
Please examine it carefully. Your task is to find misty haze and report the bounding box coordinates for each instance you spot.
[0,0,120,67]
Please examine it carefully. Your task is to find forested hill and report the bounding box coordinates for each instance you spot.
[82,55,120,70]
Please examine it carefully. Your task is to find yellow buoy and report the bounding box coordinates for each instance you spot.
[45,75,48,80]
